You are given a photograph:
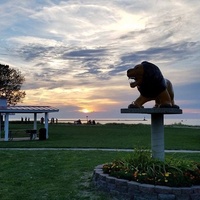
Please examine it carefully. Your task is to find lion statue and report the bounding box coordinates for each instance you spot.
[127,61,179,109]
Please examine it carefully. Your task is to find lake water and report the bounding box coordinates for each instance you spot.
[58,118,200,126]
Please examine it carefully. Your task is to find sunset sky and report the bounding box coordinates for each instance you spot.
[0,0,200,120]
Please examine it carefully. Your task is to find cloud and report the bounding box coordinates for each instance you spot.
[0,0,200,119]
[62,48,106,59]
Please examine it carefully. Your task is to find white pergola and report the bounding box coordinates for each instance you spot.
[0,105,59,141]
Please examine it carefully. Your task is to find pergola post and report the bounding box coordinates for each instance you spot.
[4,113,9,141]
[121,108,182,161]
[33,113,37,130]
[44,112,49,139]
[0,113,1,139]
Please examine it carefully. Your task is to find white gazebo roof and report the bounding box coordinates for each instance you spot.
[0,106,59,113]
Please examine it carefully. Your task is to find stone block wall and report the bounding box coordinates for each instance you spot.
[93,165,200,200]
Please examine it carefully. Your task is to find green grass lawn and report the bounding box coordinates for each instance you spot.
[0,150,119,200]
[0,150,200,200]
[0,123,199,199]
[0,123,199,150]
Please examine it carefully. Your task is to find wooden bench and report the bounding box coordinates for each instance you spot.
[9,129,26,141]
[9,129,37,140]
[26,129,37,140]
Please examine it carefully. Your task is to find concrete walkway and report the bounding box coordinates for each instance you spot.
[0,147,200,153]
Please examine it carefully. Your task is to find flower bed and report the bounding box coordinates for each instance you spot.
[93,150,200,200]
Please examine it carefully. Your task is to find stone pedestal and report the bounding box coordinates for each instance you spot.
[121,108,182,161]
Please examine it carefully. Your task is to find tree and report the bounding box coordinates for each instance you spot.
[0,64,26,105]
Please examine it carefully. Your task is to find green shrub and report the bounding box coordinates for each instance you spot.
[103,148,200,187]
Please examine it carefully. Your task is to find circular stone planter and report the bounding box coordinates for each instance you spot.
[93,165,200,200]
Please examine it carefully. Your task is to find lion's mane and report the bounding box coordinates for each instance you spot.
[138,61,166,98]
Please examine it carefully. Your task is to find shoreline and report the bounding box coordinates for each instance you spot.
[57,118,200,126]
[8,118,200,126]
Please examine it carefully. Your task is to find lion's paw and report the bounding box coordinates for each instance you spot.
[159,104,172,108]
[128,104,144,109]
[172,104,180,109]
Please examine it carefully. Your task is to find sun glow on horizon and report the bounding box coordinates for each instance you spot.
[80,108,92,113]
